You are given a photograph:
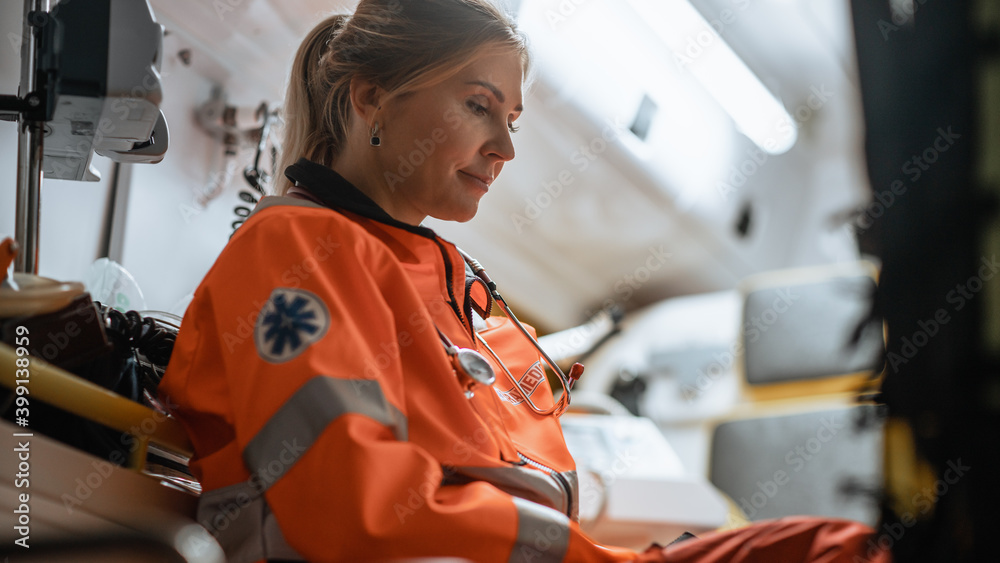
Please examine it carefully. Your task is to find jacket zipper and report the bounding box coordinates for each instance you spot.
[517,452,574,519]
[432,239,471,337]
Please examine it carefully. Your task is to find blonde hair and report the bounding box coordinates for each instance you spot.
[275,0,530,196]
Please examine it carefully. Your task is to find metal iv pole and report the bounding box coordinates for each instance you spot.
[14,0,49,274]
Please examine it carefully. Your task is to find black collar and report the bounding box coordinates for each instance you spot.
[284,158,437,239]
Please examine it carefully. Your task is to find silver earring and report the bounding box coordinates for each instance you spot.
[370,122,381,147]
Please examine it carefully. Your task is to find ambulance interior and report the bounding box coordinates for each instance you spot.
[1,0,997,561]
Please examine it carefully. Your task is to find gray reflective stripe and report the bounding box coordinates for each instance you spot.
[445,465,572,518]
[197,481,305,563]
[243,376,407,487]
[246,195,328,220]
[509,497,570,563]
[559,470,579,523]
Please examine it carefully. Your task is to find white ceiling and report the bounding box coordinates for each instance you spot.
[146,0,870,331]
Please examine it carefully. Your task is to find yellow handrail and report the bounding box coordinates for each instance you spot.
[0,342,192,464]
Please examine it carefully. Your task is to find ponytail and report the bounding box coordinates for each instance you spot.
[275,14,349,196]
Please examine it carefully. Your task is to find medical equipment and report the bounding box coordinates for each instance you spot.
[232,103,279,236]
[193,91,280,235]
[2,0,167,275]
[0,0,168,181]
[535,305,624,367]
[438,249,584,417]
[437,327,496,396]
[560,414,729,550]
[84,258,148,313]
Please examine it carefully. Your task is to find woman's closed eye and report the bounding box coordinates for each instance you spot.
[467,96,519,133]
[467,98,489,116]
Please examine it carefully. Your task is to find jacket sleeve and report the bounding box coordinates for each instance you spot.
[161,209,637,563]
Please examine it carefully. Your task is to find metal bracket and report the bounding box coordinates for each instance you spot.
[0,92,47,122]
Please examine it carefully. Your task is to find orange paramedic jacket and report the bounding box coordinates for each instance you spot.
[160,159,638,562]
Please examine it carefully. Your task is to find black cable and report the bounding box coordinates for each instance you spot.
[232,103,276,237]
[97,304,177,397]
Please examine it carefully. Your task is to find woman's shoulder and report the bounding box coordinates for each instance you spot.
[199,196,393,284]
[240,195,355,229]
[230,196,381,248]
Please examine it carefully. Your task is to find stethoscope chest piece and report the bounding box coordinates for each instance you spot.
[437,327,496,398]
[455,348,496,387]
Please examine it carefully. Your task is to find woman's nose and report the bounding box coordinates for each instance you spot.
[485,124,515,162]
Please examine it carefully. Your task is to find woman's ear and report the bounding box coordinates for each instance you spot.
[348,76,384,123]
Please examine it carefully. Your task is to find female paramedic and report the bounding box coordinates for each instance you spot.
[159,1,890,561]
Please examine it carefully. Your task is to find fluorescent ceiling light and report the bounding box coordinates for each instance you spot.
[517,0,737,207]
[624,0,798,155]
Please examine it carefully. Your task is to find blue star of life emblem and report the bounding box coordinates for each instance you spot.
[254,288,330,363]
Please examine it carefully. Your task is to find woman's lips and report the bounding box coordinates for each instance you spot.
[459,170,492,191]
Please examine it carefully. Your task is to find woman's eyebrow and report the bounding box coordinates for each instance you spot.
[467,80,505,101]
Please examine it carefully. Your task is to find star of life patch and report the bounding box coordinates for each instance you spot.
[494,361,545,405]
[254,287,330,364]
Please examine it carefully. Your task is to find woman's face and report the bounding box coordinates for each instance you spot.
[375,48,524,224]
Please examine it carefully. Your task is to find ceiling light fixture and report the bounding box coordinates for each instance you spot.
[624,0,799,155]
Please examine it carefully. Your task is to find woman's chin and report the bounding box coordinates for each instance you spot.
[450,211,479,223]
[435,202,480,223]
